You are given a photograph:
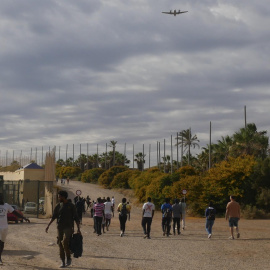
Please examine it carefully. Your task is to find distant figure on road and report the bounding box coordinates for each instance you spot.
[205,202,216,239]
[76,197,85,225]
[0,194,30,265]
[180,198,187,230]
[142,197,155,239]
[86,196,91,210]
[117,198,131,237]
[46,190,81,268]
[111,196,115,217]
[225,195,240,240]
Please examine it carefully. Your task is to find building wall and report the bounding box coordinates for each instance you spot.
[24,169,45,181]
[0,168,45,181]
[0,170,24,181]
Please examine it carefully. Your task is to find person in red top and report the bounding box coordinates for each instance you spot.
[225,196,241,240]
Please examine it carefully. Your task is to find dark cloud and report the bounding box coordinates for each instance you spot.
[0,0,269,163]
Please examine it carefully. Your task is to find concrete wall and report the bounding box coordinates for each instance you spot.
[24,169,45,181]
[0,168,45,181]
[0,170,24,181]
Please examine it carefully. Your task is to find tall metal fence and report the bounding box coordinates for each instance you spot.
[0,134,187,173]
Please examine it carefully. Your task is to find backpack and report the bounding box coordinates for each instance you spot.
[207,208,215,220]
[120,203,127,216]
[163,207,172,218]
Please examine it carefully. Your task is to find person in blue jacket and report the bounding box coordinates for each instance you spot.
[205,202,216,239]
[161,198,173,237]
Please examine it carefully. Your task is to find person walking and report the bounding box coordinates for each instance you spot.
[93,197,105,236]
[161,198,172,237]
[0,194,30,265]
[180,198,187,230]
[205,202,216,238]
[117,198,131,237]
[86,196,91,210]
[76,197,85,225]
[45,190,81,268]
[172,199,182,235]
[104,197,113,231]
[111,196,115,217]
[225,195,241,240]
[142,197,155,239]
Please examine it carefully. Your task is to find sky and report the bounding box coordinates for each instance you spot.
[0,0,270,166]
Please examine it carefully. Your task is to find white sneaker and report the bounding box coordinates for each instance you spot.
[208,234,212,238]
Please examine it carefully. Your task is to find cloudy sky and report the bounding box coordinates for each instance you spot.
[0,0,269,165]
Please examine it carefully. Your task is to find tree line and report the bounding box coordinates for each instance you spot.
[53,123,270,218]
[2,122,269,218]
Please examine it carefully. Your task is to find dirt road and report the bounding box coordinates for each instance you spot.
[3,180,270,270]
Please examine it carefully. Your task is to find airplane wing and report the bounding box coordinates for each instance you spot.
[162,11,173,15]
[179,11,188,14]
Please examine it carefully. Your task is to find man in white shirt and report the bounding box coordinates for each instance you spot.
[104,197,114,231]
[0,194,30,265]
[142,197,155,239]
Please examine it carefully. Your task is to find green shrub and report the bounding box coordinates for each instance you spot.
[241,204,270,219]
[81,168,105,183]
[111,170,134,189]
[127,170,142,189]
[59,166,82,179]
[98,166,128,188]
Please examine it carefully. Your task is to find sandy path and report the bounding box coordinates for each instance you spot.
[2,180,270,270]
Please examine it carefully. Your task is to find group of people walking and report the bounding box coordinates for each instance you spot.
[160,198,187,237]
[205,195,241,240]
[0,187,241,268]
[44,190,240,268]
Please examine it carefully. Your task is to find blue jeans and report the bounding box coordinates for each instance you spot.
[205,219,215,234]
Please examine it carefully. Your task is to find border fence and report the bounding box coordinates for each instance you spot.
[0,133,191,174]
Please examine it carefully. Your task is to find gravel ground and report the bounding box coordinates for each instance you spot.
[2,180,270,270]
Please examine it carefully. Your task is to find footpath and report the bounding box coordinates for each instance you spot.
[3,180,270,270]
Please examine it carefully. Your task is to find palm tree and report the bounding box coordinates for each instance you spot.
[176,128,200,165]
[99,151,130,169]
[109,141,117,166]
[196,147,210,171]
[215,135,233,161]
[134,152,146,171]
[231,123,268,158]
[162,155,171,173]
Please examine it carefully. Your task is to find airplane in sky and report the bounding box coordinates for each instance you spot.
[162,10,188,16]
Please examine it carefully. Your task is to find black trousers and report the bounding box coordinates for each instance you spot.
[94,216,103,235]
[119,214,127,233]
[162,217,171,236]
[173,217,181,233]
[142,217,153,237]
